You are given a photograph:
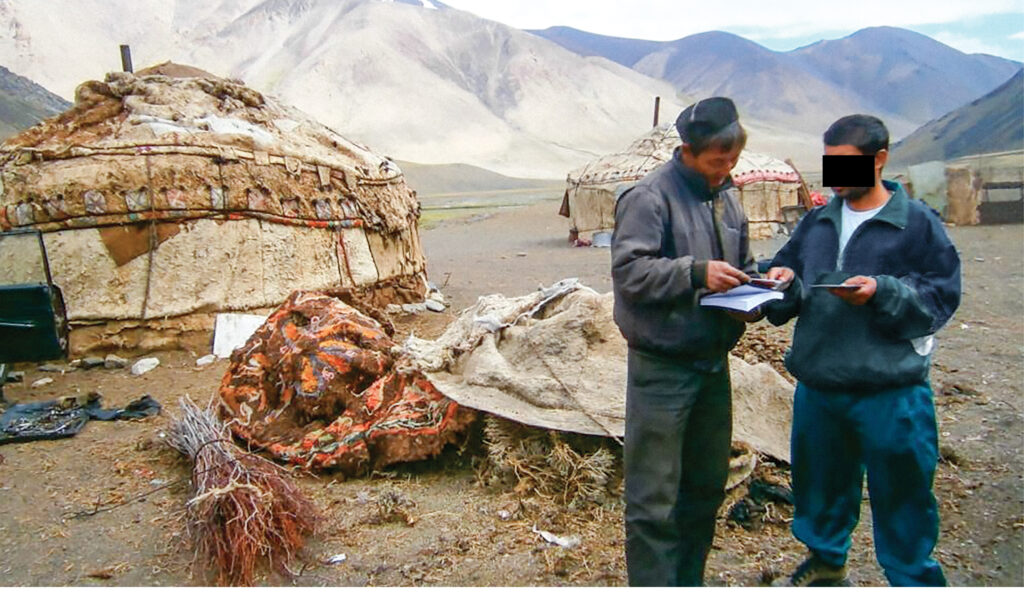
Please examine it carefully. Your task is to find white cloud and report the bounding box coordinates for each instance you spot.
[1011,30,1024,39]
[931,31,1012,56]
[441,0,1022,41]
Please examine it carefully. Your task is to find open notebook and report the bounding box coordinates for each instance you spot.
[699,284,783,313]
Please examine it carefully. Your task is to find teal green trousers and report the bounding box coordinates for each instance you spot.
[791,382,947,586]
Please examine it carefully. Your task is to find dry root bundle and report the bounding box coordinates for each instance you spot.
[481,415,619,505]
[167,396,317,586]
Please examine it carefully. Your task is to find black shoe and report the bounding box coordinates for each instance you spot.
[772,555,850,587]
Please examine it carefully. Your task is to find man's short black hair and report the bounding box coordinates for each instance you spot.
[823,114,889,154]
[687,120,747,157]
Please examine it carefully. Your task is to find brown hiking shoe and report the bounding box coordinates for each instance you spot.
[772,555,850,587]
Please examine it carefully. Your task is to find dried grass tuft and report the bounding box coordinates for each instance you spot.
[481,415,620,506]
[371,489,417,526]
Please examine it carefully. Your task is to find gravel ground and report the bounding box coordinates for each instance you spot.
[0,199,1020,586]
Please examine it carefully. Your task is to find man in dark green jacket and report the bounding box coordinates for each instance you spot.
[764,114,961,587]
[611,97,758,586]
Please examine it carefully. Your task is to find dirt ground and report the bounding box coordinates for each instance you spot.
[0,198,1021,587]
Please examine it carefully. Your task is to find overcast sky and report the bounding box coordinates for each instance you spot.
[438,0,1024,62]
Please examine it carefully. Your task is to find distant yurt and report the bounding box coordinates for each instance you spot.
[561,125,808,242]
[0,65,427,353]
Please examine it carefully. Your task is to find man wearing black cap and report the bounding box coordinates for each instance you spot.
[611,97,757,586]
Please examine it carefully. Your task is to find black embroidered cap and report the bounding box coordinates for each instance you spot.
[675,97,739,143]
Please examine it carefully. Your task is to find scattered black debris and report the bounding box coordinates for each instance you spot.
[749,478,793,505]
[728,498,768,531]
[728,477,793,531]
[0,393,161,444]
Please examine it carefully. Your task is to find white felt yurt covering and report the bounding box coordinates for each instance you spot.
[0,65,427,353]
[562,125,806,241]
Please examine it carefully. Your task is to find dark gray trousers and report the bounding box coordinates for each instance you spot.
[624,348,732,586]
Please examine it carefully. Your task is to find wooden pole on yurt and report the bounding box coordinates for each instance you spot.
[653,96,661,128]
[120,45,133,73]
[785,158,813,210]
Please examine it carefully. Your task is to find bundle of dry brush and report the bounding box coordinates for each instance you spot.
[167,396,317,586]
[481,415,620,506]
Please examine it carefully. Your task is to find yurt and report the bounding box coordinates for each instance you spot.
[0,66,427,353]
[561,125,808,242]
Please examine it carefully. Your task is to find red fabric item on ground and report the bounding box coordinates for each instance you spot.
[219,291,474,475]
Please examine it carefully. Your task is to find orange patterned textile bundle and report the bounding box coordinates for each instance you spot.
[219,291,474,474]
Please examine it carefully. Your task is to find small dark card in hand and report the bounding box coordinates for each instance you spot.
[748,278,784,290]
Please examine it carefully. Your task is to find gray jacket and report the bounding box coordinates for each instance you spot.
[611,148,756,360]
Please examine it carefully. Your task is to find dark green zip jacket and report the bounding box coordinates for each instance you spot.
[611,148,756,360]
[766,181,961,392]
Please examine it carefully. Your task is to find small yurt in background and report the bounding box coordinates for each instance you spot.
[561,125,808,242]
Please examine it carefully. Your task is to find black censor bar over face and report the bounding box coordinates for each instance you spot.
[822,155,875,187]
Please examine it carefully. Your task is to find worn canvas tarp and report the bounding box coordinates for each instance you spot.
[403,280,794,462]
